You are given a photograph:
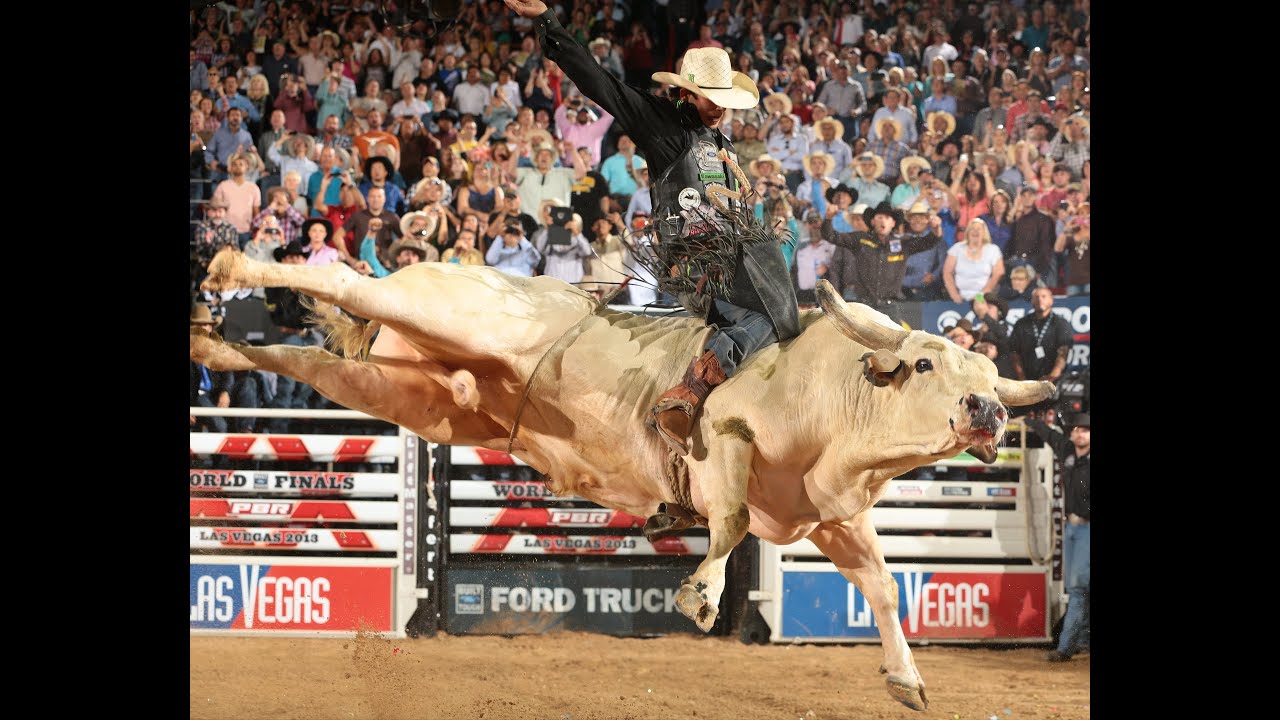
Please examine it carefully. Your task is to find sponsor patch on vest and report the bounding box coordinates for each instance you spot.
[887,254,905,262]
[678,187,701,210]
[695,141,719,170]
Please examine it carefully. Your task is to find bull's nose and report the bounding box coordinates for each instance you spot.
[966,394,1006,428]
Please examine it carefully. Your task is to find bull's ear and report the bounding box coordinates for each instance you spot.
[860,349,903,387]
[968,442,999,464]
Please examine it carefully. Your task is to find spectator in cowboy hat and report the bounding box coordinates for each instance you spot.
[387,235,438,267]
[891,155,933,209]
[748,153,781,181]
[797,150,837,210]
[360,155,407,215]
[190,304,232,435]
[848,202,870,232]
[398,210,442,255]
[926,110,957,140]
[809,116,854,183]
[300,218,341,265]
[865,115,913,187]
[868,86,918,145]
[901,200,947,301]
[264,240,319,432]
[849,151,891,208]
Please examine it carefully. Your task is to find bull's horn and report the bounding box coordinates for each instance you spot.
[816,280,909,351]
[995,377,1057,406]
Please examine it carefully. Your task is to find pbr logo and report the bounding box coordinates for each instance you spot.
[455,584,484,615]
[547,509,611,526]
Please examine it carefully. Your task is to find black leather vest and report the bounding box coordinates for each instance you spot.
[650,125,743,242]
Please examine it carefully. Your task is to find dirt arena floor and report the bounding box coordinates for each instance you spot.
[190,631,1089,720]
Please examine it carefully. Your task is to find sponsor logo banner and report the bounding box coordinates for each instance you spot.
[923,296,1090,371]
[444,566,698,635]
[780,569,1047,640]
[190,564,392,631]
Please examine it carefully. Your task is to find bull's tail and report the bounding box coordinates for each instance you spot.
[302,296,377,360]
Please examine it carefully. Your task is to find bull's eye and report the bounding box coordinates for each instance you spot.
[915,359,933,373]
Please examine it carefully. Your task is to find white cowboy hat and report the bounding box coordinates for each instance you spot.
[926,111,957,137]
[387,235,433,263]
[399,210,439,239]
[748,154,780,178]
[761,91,793,116]
[652,47,760,110]
[874,116,903,141]
[900,155,932,179]
[802,150,834,177]
[814,116,844,139]
[853,151,885,180]
[1006,140,1040,166]
[906,201,930,216]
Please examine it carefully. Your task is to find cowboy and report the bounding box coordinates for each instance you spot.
[847,201,943,320]
[190,304,232,434]
[388,235,438,268]
[507,0,799,458]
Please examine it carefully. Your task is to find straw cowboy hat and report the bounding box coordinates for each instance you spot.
[399,210,439,239]
[748,154,780,177]
[230,148,261,173]
[874,116,903,141]
[387,235,432,263]
[900,155,932,179]
[926,110,957,137]
[802,150,834,177]
[286,131,317,158]
[814,116,845,139]
[527,128,555,151]
[588,37,611,51]
[761,91,793,116]
[652,47,761,110]
[853,151,885,180]
[1006,140,1040,165]
[906,200,930,216]
[191,304,222,327]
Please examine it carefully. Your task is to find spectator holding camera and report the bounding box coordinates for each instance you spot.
[532,205,593,283]
[273,73,316,134]
[1046,116,1090,180]
[1058,201,1091,295]
[485,222,542,277]
[252,187,307,246]
[441,227,487,265]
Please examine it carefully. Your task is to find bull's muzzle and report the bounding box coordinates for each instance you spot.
[965,394,1007,436]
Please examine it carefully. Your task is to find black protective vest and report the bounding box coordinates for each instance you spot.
[650,125,743,244]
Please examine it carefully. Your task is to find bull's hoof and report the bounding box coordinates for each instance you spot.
[201,248,248,292]
[675,583,717,632]
[190,332,256,371]
[885,674,928,711]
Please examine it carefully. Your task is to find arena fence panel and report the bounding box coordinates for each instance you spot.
[438,445,708,636]
[753,423,1062,644]
[190,408,438,638]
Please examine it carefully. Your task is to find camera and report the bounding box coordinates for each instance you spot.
[548,205,573,226]
[265,228,281,235]
[1055,369,1089,419]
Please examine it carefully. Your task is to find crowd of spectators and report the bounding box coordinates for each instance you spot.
[189,0,1091,411]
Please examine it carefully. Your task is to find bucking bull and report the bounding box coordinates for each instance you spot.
[191,250,1054,710]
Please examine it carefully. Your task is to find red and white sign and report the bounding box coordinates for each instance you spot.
[449,533,708,556]
[190,564,393,632]
[189,469,400,496]
[190,527,399,551]
[189,434,399,462]
[191,498,399,523]
[448,507,646,529]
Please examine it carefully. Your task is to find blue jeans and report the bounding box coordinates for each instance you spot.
[1067,283,1090,296]
[194,393,228,433]
[704,299,778,378]
[267,333,316,433]
[1057,521,1090,655]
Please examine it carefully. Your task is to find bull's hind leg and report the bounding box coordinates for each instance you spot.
[810,520,928,712]
[675,429,754,632]
[190,332,492,442]
[200,250,418,338]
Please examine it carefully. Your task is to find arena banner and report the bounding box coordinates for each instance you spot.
[189,469,400,496]
[444,566,699,635]
[449,479,581,501]
[191,527,400,551]
[449,533,708,556]
[779,565,1048,641]
[448,507,647,529]
[189,434,400,462]
[921,296,1091,370]
[190,564,393,632]
[191,498,399,523]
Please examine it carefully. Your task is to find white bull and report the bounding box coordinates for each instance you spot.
[191,251,1054,710]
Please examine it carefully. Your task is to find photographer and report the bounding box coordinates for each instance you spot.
[484,223,541,277]
[273,73,316,134]
[531,204,592,284]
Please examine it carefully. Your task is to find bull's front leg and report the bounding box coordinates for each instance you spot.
[809,519,928,711]
[677,431,753,632]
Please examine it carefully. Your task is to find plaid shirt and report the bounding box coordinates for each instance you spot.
[865,138,913,182]
[192,220,241,271]
[1046,134,1090,180]
[251,206,308,246]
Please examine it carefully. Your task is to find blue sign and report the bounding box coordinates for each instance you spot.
[922,296,1090,370]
